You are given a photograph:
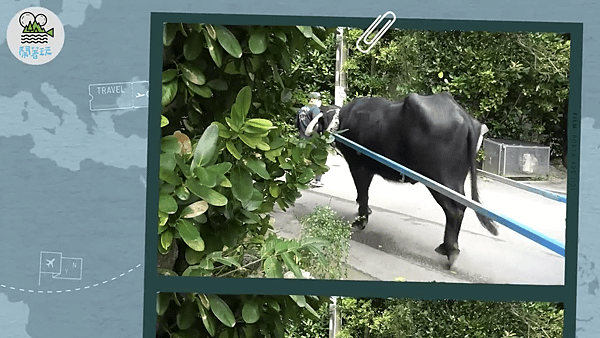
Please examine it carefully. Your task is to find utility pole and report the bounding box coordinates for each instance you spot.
[329,296,342,338]
[335,27,348,107]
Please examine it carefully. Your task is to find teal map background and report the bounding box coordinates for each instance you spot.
[0,0,599,337]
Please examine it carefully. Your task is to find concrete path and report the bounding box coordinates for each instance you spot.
[271,155,566,285]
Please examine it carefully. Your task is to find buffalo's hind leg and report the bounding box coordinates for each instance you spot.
[429,187,467,269]
[348,164,374,230]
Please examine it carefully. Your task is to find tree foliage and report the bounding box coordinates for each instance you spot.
[156,293,329,338]
[286,298,564,338]
[158,23,339,337]
[335,298,564,338]
[292,28,570,159]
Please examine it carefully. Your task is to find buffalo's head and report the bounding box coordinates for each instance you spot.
[305,105,341,137]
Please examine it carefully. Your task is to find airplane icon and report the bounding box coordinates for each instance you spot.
[46,258,55,268]
[135,92,145,98]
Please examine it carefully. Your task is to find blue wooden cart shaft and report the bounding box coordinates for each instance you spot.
[476,169,567,203]
[333,134,565,257]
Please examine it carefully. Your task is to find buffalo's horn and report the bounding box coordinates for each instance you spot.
[305,112,323,136]
[327,109,340,133]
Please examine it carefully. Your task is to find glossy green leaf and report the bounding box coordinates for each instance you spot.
[157,293,172,315]
[215,25,242,58]
[230,166,253,203]
[207,79,228,91]
[264,256,283,278]
[181,200,209,219]
[186,80,213,98]
[245,158,271,179]
[195,166,218,188]
[274,30,287,42]
[161,115,169,127]
[161,135,181,154]
[212,122,232,139]
[157,268,177,276]
[204,30,223,67]
[240,209,261,224]
[269,184,280,198]
[162,80,178,107]
[182,264,210,277]
[245,118,273,130]
[213,256,242,268]
[207,162,233,176]
[158,242,168,255]
[184,32,203,60]
[179,62,206,86]
[235,86,252,116]
[225,117,241,132]
[160,229,173,251]
[163,23,177,46]
[230,104,244,127]
[205,24,217,40]
[177,219,205,252]
[271,63,284,88]
[281,251,302,278]
[160,152,177,171]
[310,33,327,50]
[186,179,228,206]
[242,298,261,324]
[162,69,178,83]
[303,302,320,320]
[177,300,198,330]
[242,188,263,212]
[175,186,191,201]
[207,295,236,328]
[198,302,217,337]
[191,124,219,169]
[158,211,169,227]
[239,134,260,149]
[159,194,178,214]
[185,246,204,265]
[174,154,193,179]
[226,141,242,160]
[296,26,313,38]
[289,295,307,308]
[256,141,270,152]
[198,294,210,309]
[249,29,268,54]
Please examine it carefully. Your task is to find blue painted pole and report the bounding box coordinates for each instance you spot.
[333,134,565,257]
[476,169,567,203]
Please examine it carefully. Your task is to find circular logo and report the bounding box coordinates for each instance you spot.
[6,7,65,65]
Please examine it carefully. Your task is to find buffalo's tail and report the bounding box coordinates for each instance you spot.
[469,122,499,236]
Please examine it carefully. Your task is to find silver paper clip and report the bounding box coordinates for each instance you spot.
[356,11,397,53]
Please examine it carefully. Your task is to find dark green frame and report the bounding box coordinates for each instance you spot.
[145,12,582,338]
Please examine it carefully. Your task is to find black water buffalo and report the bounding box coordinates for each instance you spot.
[306,92,498,267]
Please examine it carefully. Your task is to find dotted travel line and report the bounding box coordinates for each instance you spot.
[0,264,142,294]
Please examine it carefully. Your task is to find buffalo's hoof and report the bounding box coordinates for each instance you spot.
[434,244,460,269]
[352,216,368,230]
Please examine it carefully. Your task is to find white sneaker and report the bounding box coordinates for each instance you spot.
[310,180,324,187]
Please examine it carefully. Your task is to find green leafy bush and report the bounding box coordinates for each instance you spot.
[299,206,352,280]
[336,298,564,338]
[156,293,329,338]
[157,23,339,337]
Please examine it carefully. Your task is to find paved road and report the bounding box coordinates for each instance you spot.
[271,155,566,285]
